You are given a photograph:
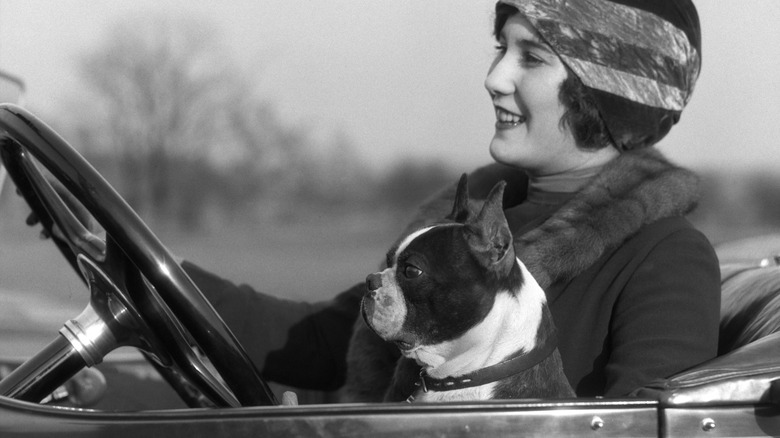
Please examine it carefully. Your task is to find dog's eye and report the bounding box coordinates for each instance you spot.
[404,265,423,279]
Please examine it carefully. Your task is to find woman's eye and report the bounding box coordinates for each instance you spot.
[404,265,423,279]
[494,43,507,54]
[521,51,544,66]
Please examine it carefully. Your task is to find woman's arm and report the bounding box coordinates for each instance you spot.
[605,227,721,396]
[182,261,364,391]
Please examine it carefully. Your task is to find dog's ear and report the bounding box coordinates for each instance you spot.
[468,181,513,268]
[447,173,471,223]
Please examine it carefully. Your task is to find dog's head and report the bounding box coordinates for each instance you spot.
[362,174,522,362]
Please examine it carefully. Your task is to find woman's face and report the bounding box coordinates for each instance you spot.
[485,13,588,176]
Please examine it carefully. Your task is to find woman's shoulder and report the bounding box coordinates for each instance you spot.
[631,216,713,249]
[616,216,719,277]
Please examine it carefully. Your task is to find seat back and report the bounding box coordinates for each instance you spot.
[719,262,780,354]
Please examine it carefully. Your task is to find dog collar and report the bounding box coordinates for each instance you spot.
[413,333,559,395]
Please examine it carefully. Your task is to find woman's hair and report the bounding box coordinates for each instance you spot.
[557,71,614,150]
[493,4,613,150]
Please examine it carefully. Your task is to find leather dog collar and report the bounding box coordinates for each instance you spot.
[413,334,559,395]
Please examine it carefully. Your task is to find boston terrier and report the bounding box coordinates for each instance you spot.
[360,174,574,402]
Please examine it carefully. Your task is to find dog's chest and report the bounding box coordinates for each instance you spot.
[410,383,497,403]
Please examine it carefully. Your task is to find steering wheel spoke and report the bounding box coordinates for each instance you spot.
[19,150,106,262]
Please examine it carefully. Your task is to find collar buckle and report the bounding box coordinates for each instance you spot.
[419,369,429,393]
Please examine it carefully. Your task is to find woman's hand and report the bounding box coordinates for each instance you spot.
[281,391,298,406]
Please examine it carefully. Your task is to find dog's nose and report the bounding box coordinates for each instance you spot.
[366,273,383,293]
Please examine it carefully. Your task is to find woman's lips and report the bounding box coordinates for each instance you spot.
[495,106,526,129]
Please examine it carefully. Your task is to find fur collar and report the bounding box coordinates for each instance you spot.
[405,147,700,289]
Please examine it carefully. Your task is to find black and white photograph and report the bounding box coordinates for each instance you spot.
[0,1,779,436]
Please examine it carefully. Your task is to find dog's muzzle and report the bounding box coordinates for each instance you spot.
[361,270,407,343]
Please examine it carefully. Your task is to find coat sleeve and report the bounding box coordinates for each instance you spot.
[604,226,721,396]
[181,261,364,391]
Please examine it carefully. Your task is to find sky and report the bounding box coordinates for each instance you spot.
[0,1,779,175]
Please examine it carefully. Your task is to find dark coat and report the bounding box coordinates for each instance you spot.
[185,148,721,398]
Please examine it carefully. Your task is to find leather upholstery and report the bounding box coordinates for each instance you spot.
[720,264,780,354]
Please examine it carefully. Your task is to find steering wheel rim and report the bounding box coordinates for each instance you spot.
[0,104,277,407]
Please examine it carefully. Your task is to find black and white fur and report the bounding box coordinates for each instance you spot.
[358,175,573,402]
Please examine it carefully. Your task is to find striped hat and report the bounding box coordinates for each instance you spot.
[497,0,701,150]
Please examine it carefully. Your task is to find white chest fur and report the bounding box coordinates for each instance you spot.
[411,382,497,403]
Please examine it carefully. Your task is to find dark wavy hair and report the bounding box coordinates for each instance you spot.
[493,4,613,150]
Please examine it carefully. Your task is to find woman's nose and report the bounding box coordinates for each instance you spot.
[484,56,515,97]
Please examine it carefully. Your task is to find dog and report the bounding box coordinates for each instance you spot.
[354,174,574,402]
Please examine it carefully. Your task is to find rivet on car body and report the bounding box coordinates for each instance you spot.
[590,415,604,430]
[701,418,716,432]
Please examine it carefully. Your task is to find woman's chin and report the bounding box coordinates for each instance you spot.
[489,137,523,168]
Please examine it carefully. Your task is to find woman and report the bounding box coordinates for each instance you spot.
[184,0,720,398]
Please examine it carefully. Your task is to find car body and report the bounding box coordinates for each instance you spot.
[1,100,780,437]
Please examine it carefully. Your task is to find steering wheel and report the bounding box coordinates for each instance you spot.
[0,104,278,407]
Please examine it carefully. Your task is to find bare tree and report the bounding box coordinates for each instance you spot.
[69,14,297,225]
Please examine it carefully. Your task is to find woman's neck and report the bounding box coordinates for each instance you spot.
[528,164,603,195]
